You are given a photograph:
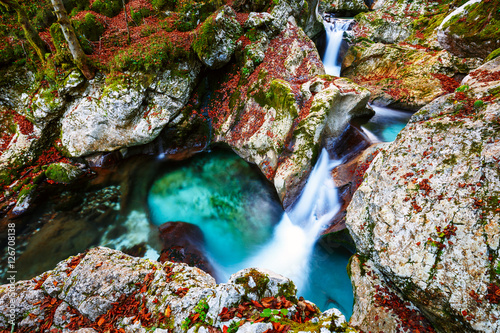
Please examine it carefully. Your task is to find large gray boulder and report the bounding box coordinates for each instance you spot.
[60,60,201,157]
[0,247,356,332]
[346,57,500,332]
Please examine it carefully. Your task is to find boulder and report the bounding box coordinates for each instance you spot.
[210,21,371,207]
[45,162,85,183]
[348,255,435,332]
[0,247,357,332]
[192,6,243,69]
[60,60,201,157]
[320,0,369,16]
[352,0,429,44]
[158,222,215,277]
[437,0,500,59]
[346,57,500,332]
[342,41,481,110]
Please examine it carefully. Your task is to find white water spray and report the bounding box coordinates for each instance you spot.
[323,19,353,77]
[243,149,341,290]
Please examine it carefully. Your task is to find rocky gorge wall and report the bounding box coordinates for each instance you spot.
[1,0,500,331]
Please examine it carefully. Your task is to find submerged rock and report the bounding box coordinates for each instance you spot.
[0,247,357,332]
[158,222,215,278]
[346,57,500,332]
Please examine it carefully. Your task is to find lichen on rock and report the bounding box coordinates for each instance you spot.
[346,57,500,332]
[0,247,356,332]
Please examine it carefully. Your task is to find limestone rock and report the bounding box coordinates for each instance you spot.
[342,41,481,110]
[348,255,434,332]
[352,0,428,44]
[302,0,324,39]
[437,0,500,59]
[346,57,500,332]
[192,6,243,69]
[321,0,369,16]
[61,60,201,157]
[212,21,371,206]
[0,247,355,332]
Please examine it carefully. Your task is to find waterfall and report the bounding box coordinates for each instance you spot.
[322,18,353,77]
[243,149,341,290]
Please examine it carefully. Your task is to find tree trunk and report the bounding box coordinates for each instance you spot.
[0,0,48,64]
[50,0,95,80]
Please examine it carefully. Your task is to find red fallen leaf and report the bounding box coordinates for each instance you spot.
[50,298,57,305]
[53,281,58,287]
[219,307,228,316]
[305,303,316,312]
[272,322,280,331]
[462,310,468,316]
[261,297,274,308]
[223,325,228,333]
[33,301,42,306]
[61,315,66,321]
[251,300,263,308]
[254,317,265,323]
[192,313,200,322]
[165,305,171,318]
[95,262,103,268]
[97,317,105,326]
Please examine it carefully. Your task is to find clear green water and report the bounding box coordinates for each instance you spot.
[148,150,353,317]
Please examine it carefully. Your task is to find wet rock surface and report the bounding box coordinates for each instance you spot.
[158,222,215,278]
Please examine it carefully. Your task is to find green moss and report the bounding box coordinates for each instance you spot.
[72,13,105,41]
[151,0,177,11]
[486,48,500,62]
[234,268,271,299]
[254,79,298,118]
[442,1,500,43]
[90,0,123,17]
[45,163,83,183]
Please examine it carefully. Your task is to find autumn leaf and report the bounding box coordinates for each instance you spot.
[97,317,105,326]
[165,305,171,318]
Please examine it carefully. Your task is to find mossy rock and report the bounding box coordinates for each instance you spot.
[45,162,84,183]
[72,13,105,41]
[439,0,500,58]
[192,6,243,69]
[151,0,177,11]
[486,48,500,62]
[90,0,123,17]
[232,0,271,13]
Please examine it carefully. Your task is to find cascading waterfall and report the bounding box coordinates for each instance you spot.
[322,18,354,76]
[242,149,341,291]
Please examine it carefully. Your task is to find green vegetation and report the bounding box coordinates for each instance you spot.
[486,48,500,62]
[73,13,105,41]
[90,0,122,17]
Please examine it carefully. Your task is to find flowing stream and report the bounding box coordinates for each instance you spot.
[148,149,354,315]
[322,18,354,77]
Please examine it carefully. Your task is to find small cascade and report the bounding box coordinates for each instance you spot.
[322,18,354,77]
[243,149,341,291]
